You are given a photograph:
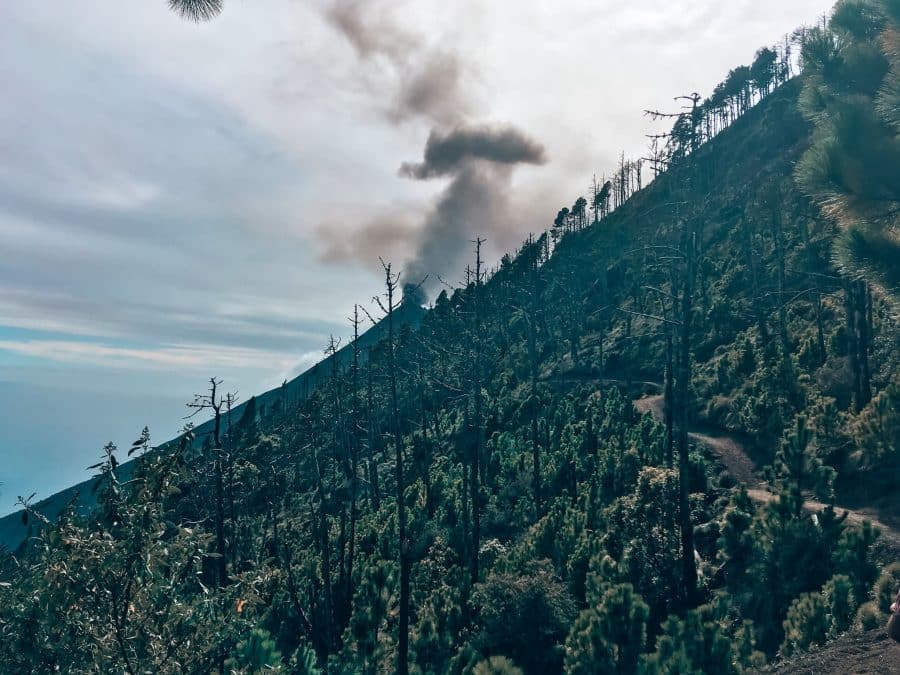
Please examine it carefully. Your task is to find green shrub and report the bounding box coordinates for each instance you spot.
[473,656,524,675]
[872,562,900,615]
[782,592,828,656]
[563,583,649,675]
[854,601,882,631]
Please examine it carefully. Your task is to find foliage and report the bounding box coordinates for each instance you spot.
[468,563,577,674]
[781,574,857,656]
[1,16,897,673]
[642,601,746,675]
[797,0,900,298]
[563,583,649,675]
[472,656,525,675]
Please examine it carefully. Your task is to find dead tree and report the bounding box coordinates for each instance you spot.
[311,446,335,655]
[675,228,699,607]
[373,260,410,675]
[344,305,362,625]
[617,234,699,607]
[186,377,236,588]
[224,391,238,570]
[645,92,702,163]
[846,278,873,412]
[800,218,828,366]
[365,344,380,512]
[324,333,352,636]
[767,187,794,385]
[469,238,486,585]
[520,242,545,515]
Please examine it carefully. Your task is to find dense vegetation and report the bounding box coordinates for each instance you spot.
[2,2,900,673]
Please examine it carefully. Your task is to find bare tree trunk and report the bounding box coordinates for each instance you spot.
[846,282,862,412]
[676,230,698,607]
[664,331,675,468]
[366,350,380,511]
[772,201,793,384]
[860,281,873,407]
[224,395,238,572]
[745,219,769,343]
[381,264,410,675]
[213,451,227,587]
[187,378,229,589]
[312,452,334,655]
[470,238,485,586]
[346,306,361,622]
[527,313,541,515]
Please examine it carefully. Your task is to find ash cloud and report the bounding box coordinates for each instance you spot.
[325,0,418,62]
[392,51,471,127]
[400,125,546,296]
[399,125,546,180]
[314,212,419,274]
[325,0,471,126]
[322,1,548,300]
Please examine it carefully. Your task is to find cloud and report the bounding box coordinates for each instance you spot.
[0,15,361,376]
[283,349,329,381]
[0,339,295,373]
[0,285,343,358]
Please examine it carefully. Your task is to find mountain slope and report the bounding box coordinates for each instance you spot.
[1,67,898,673]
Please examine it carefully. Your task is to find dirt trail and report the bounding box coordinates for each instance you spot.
[634,394,900,554]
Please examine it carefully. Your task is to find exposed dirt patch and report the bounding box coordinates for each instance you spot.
[757,628,900,674]
[691,430,760,486]
[633,393,664,418]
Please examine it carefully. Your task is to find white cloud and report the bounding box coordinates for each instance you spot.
[0,339,296,373]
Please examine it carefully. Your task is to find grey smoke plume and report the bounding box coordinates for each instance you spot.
[325,0,416,61]
[400,125,546,179]
[392,52,470,127]
[325,0,471,126]
[322,1,549,300]
[315,212,419,274]
[400,125,546,295]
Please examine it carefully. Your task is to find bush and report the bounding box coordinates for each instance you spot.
[823,574,856,638]
[563,583,648,675]
[473,656,524,675]
[872,562,900,615]
[854,601,882,631]
[225,627,284,673]
[782,592,828,656]
[781,574,857,656]
[470,562,577,674]
[642,602,741,675]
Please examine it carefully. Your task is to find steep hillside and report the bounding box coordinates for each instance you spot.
[1,66,898,675]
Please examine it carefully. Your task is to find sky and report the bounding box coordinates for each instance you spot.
[0,0,833,515]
